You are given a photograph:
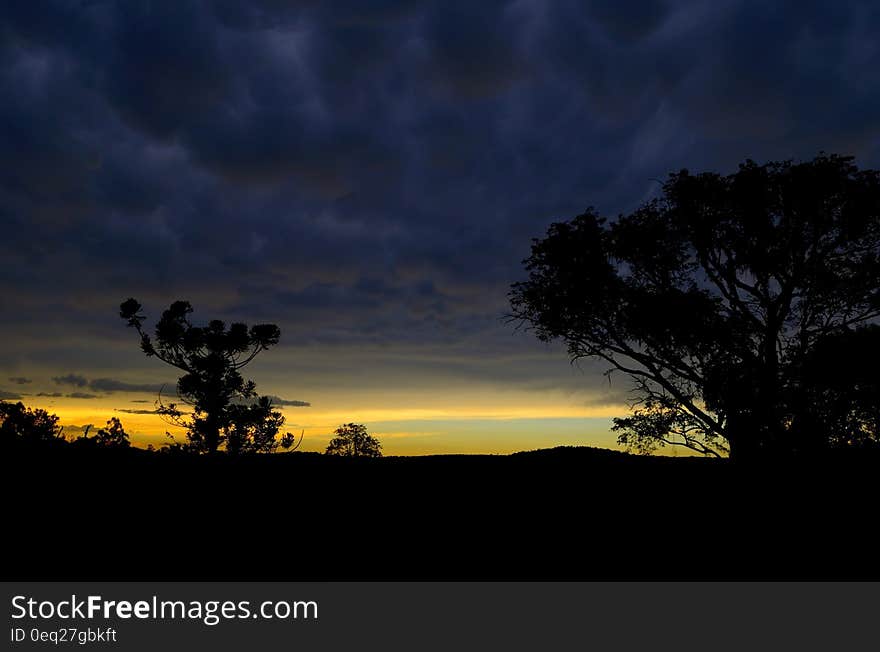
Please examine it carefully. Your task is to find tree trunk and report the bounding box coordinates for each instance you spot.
[758,315,785,454]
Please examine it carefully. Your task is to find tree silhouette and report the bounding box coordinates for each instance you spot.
[510,154,880,461]
[119,298,296,454]
[0,401,61,444]
[325,423,382,457]
[88,417,131,448]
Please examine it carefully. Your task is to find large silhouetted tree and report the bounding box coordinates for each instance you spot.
[325,423,383,457]
[510,154,880,461]
[119,298,296,454]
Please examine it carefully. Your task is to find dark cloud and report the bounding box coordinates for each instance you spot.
[230,395,310,407]
[52,375,166,394]
[101,3,230,140]
[115,408,160,415]
[88,378,166,393]
[587,0,670,42]
[35,392,63,398]
[2,0,879,403]
[0,390,22,400]
[8,377,31,384]
[265,396,311,407]
[53,374,88,388]
[66,392,101,399]
[420,3,530,100]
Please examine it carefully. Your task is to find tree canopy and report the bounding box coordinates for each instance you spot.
[325,423,383,457]
[510,154,880,460]
[120,298,297,454]
[795,325,880,450]
[0,401,61,444]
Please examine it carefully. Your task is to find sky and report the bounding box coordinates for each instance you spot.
[2,0,879,453]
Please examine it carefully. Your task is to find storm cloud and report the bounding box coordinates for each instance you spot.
[2,0,879,402]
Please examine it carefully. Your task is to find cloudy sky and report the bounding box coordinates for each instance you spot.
[2,0,879,453]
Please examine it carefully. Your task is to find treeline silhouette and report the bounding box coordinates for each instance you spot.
[3,424,878,580]
[2,392,878,580]
[0,398,385,458]
[0,401,131,449]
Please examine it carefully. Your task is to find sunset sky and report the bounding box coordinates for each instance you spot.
[2,1,879,453]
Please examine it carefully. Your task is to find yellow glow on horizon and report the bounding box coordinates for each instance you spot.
[24,387,628,455]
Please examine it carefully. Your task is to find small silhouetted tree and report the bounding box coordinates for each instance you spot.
[119,298,296,454]
[93,417,131,448]
[325,423,382,457]
[510,154,880,461]
[0,401,62,444]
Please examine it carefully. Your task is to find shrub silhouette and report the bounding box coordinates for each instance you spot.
[510,153,880,461]
[325,423,382,457]
[119,298,296,454]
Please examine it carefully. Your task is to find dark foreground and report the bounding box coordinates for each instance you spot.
[3,444,878,580]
